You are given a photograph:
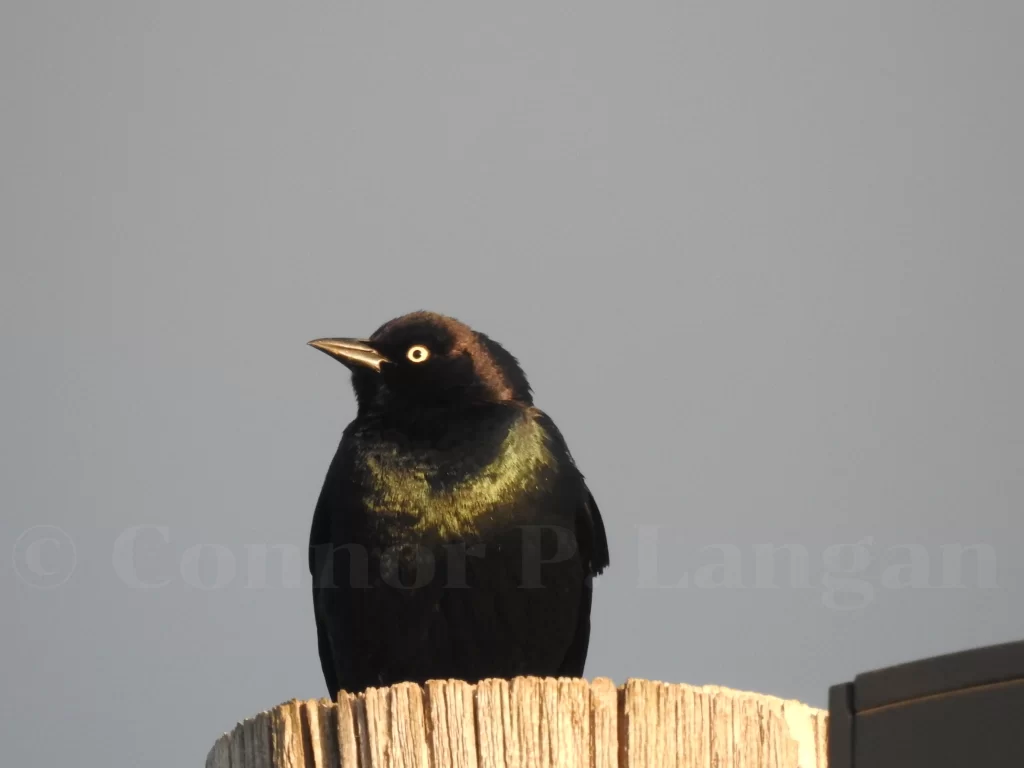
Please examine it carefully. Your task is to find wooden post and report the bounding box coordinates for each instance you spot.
[206,677,827,768]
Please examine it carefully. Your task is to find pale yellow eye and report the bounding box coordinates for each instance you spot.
[406,344,430,363]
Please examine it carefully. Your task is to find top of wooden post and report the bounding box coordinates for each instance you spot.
[206,676,827,768]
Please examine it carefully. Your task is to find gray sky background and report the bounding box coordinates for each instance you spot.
[3,2,1022,766]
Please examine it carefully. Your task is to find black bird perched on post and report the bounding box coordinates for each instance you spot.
[307,311,609,697]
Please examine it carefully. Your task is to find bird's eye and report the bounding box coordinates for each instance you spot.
[406,345,430,363]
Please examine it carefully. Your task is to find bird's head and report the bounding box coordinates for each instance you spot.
[308,311,533,413]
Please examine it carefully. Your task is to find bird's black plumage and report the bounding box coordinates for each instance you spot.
[308,311,609,697]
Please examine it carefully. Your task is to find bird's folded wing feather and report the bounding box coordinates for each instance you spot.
[532,409,610,577]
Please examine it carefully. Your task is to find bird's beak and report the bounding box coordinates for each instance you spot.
[307,338,390,372]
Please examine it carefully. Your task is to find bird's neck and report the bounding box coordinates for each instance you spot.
[360,401,515,442]
[351,405,558,540]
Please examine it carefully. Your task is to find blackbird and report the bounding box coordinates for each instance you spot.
[308,311,609,697]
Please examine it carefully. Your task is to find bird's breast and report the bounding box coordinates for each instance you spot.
[352,411,560,540]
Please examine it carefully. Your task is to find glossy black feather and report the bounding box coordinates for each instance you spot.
[308,313,608,697]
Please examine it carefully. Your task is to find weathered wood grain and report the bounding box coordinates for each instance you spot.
[207,677,827,768]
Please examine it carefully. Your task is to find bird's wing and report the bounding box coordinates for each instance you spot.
[578,485,610,577]
[531,409,610,676]
[309,440,351,698]
[313,587,340,697]
[532,409,610,577]
[553,486,608,676]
